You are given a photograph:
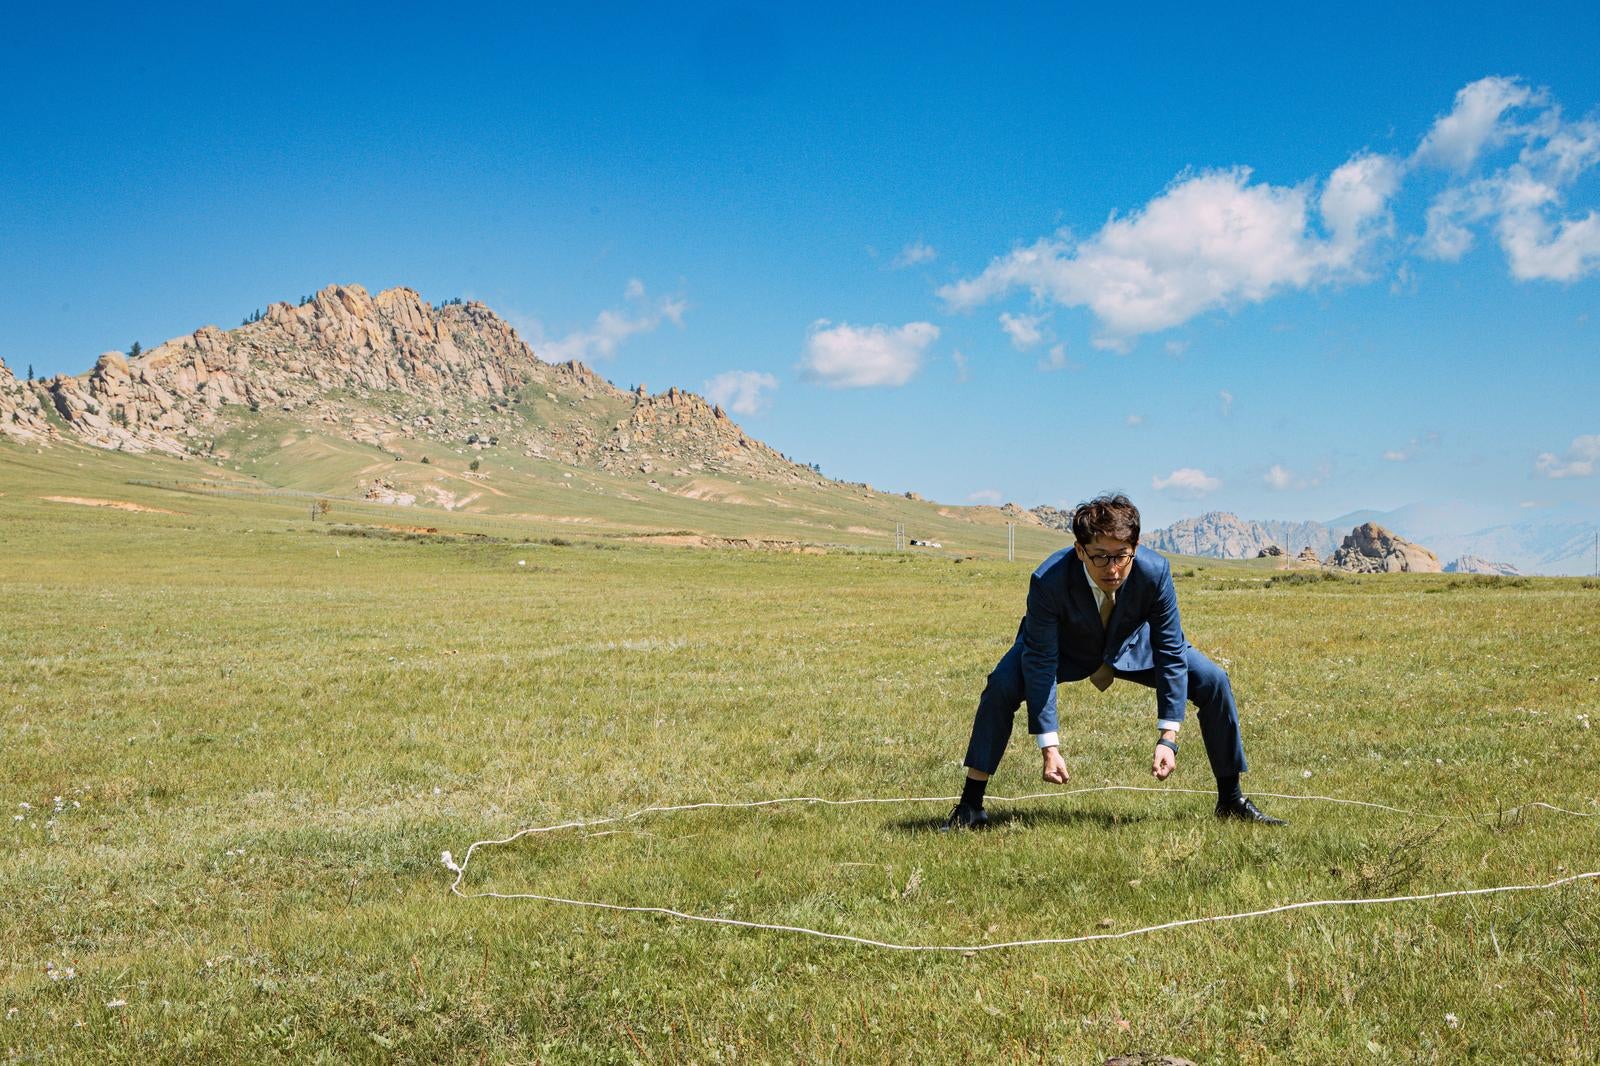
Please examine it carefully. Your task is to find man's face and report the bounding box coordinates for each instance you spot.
[1076,535,1136,593]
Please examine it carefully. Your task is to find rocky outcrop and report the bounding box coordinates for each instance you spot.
[1029,505,1074,534]
[1297,546,1321,565]
[41,284,557,456]
[1327,522,1442,573]
[1147,511,1340,559]
[31,282,826,488]
[0,356,54,443]
[594,385,821,485]
[1256,544,1285,557]
[1444,555,1524,576]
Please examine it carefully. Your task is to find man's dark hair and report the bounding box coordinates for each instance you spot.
[1071,493,1140,544]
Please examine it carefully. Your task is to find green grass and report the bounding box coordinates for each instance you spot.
[2,440,1599,1062]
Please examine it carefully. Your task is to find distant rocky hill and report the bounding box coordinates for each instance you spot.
[0,356,54,443]
[1444,555,1523,576]
[1327,522,1441,573]
[1145,511,1340,559]
[5,283,824,487]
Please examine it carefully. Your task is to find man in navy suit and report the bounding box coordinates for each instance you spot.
[946,493,1284,829]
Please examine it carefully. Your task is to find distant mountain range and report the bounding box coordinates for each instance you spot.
[1143,508,1598,577]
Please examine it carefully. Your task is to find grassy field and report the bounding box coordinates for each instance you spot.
[3,440,1599,1063]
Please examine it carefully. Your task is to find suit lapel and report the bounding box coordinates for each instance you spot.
[1066,549,1105,634]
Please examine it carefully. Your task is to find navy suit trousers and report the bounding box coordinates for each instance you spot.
[962,641,1250,780]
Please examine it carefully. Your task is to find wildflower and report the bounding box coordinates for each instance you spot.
[1302,770,1313,778]
[1445,1012,1460,1029]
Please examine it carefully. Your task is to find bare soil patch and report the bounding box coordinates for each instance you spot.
[42,496,184,515]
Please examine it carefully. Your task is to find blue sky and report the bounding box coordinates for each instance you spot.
[3,2,1598,529]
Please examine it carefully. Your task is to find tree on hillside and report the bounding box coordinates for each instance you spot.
[128,342,142,358]
[26,363,34,381]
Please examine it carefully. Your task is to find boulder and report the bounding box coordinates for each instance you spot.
[1327,522,1441,573]
[1256,544,1285,557]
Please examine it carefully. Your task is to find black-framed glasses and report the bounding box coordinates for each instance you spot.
[1083,551,1135,568]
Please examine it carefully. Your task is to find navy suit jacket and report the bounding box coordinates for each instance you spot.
[1019,545,1189,737]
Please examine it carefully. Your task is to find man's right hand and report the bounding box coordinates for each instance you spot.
[1041,746,1069,784]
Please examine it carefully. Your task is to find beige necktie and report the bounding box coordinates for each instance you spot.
[1090,590,1116,691]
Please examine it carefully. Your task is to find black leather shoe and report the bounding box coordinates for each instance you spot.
[1215,796,1287,825]
[941,803,990,831]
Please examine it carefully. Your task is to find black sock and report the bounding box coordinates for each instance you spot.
[960,776,988,809]
[1217,774,1243,806]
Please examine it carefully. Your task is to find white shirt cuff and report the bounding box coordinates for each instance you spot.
[1034,731,1059,749]
[1156,720,1182,734]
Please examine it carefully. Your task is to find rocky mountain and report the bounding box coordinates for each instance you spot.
[0,356,54,443]
[1327,522,1441,573]
[9,283,823,487]
[1444,555,1524,576]
[1145,511,1341,560]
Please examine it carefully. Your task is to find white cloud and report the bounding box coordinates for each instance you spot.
[966,488,1003,504]
[1126,413,1144,427]
[1535,434,1600,478]
[951,349,969,382]
[1320,153,1402,260]
[936,77,1600,339]
[1383,433,1439,463]
[1413,76,1542,172]
[1218,389,1234,416]
[537,281,687,364]
[892,240,937,268]
[938,160,1398,344]
[800,320,939,388]
[1152,467,1221,498]
[1262,463,1324,491]
[1417,78,1600,281]
[1382,449,1410,462]
[1164,339,1190,357]
[999,311,1050,350]
[704,370,778,416]
[1038,343,1076,372]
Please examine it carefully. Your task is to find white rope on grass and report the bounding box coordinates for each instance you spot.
[441,786,1599,953]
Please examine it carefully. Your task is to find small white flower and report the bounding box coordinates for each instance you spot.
[441,850,460,872]
[1302,770,1313,778]
[517,560,526,567]
[6,1006,17,1017]
[1444,1012,1460,1029]
[432,787,442,796]
[12,815,22,822]
[18,802,29,810]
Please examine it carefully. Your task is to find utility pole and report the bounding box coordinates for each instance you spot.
[1007,522,1015,562]
[894,523,904,551]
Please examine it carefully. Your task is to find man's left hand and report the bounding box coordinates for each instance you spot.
[1151,743,1176,781]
